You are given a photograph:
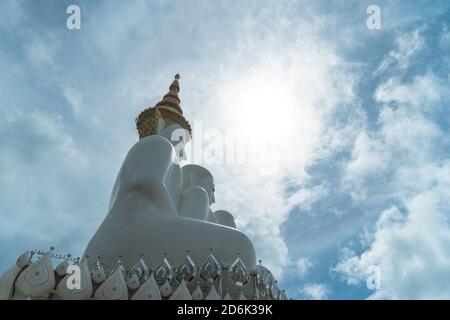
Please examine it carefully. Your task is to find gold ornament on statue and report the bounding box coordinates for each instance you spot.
[135,74,192,139]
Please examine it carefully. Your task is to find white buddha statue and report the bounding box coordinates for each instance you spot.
[180,164,237,228]
[214,210,237,228]
[0,75,286,301]
[84,75,256,271]
[179,164,214,222]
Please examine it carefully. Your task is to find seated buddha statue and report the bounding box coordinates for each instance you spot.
[180,164,237,228]
[84,75,256,271]
[214,210,237,228]
[178,164,214,222]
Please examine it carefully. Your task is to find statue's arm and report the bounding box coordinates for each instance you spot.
[207,208,219,223]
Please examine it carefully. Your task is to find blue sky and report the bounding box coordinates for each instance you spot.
[1,0,450,299]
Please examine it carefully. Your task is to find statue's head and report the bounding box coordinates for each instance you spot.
[155,116,191,159]
[214,210,236,228]
[135,74,191,159]
[181,164,215,205]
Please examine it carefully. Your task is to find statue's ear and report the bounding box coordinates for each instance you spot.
[190,171,200,186]
[156,117,166,135]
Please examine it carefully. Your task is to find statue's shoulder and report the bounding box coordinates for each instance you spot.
[121,136,179,174]
[135,135,174,149]
[182,186,209,201]
[129,135,176,158]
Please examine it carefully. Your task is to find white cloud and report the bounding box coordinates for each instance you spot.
[0,107,94,268]
[344,70,446,204]
[375,73,446,109]
[25,35,57,68]
[296,257,314,277]
[344,131,390,201]
[299,283,329,300]
[375,29,424,74]
[336,57,450,298]
[287,185,329,213]
[439,25,450,51]
[0,108,86,168]
[61,85,83,117]
[334,177,450,299]
[0,0,24,30]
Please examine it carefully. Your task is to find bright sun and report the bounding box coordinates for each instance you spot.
[215,66,321,170]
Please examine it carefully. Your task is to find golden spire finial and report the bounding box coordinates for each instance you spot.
[155,74,182,114]
[135,74,191,139]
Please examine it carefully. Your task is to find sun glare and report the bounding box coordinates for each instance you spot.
[220,74,297,140]
[215,66,322,170]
